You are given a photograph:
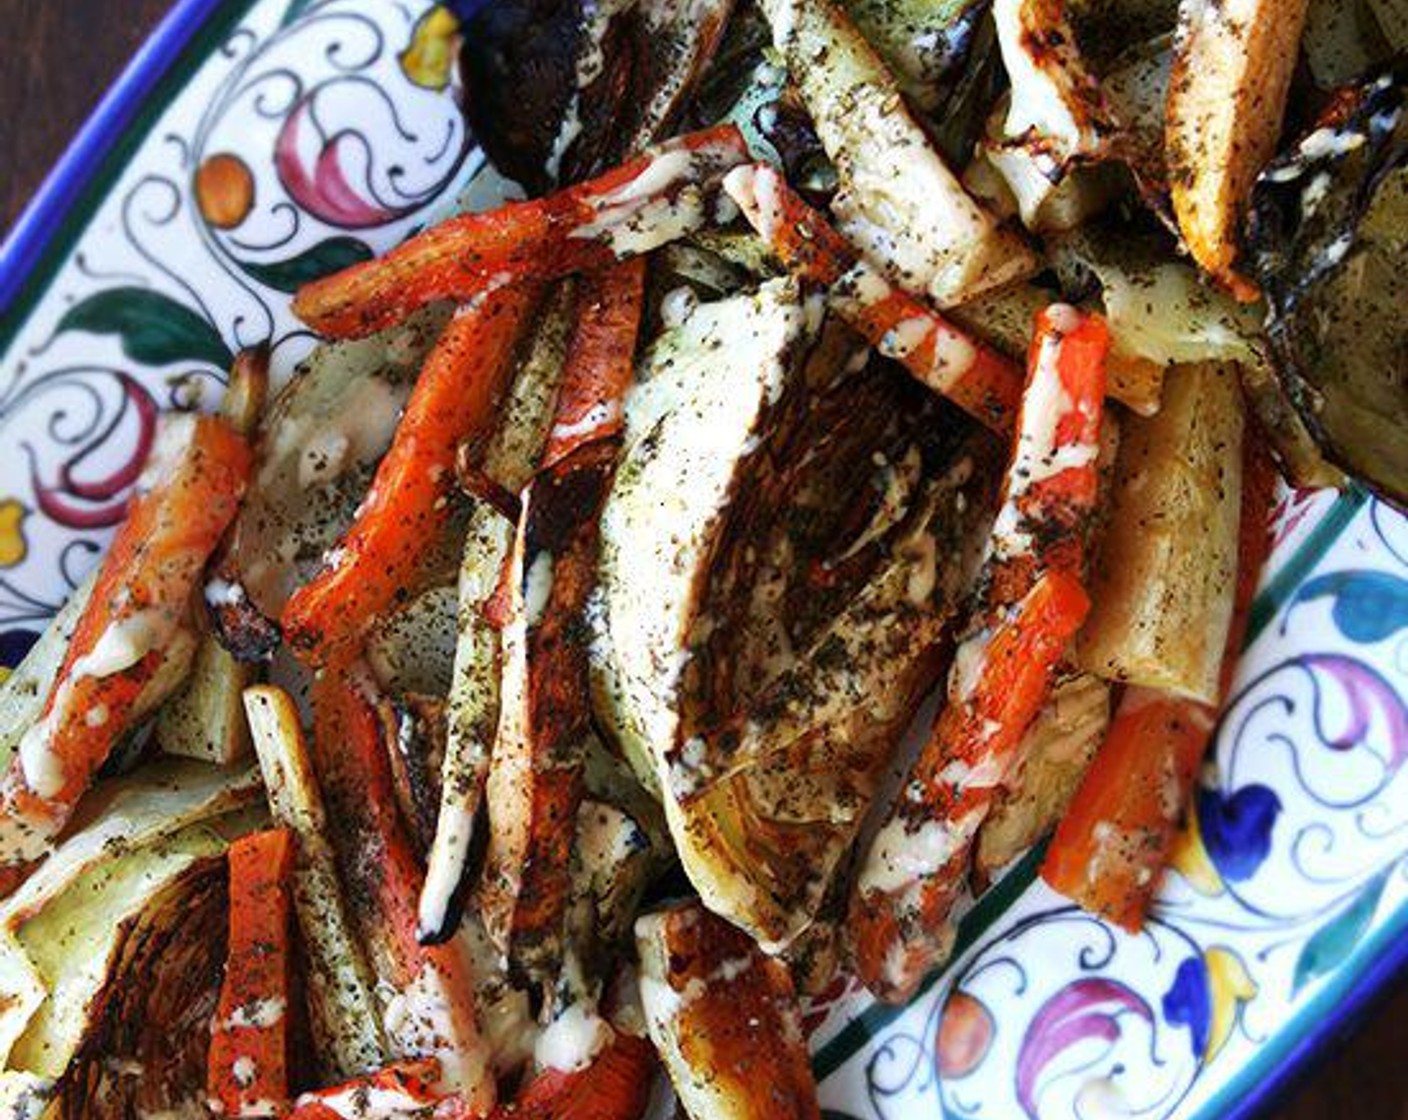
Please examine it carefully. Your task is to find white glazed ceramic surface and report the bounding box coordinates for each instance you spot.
[0,4,1404,1118]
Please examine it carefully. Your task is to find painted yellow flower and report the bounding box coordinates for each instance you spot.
[1204,946,1257,1063]
[1169,794,1225,897]
[0,500,28,569]
[400,6,460,91]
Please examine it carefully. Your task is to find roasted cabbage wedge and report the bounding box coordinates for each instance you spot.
[1,809,264,1097]
[1247,58,1408,507]
[593,278,1000,948]
[637,900,820,1119]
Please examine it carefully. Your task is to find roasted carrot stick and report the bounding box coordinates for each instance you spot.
[480,262,646,978]
[311,669,495,1111]
[287,1059,443,1119]
[488,1035,657,1120]
[722,162,1023,431]
[292,126,748,339]
[208,828,295,1118]
[282,285,537,667]
[0,413,251,871]
[1041,441,1277,929]
[540,258,647,471]
[849,306,1108,1002]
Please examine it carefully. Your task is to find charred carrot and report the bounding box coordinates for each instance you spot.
[292,126,748,339]
[480,262,646,977]
[489,1035,656,1120]
[849,306,1108,1002]
[0,413,251,871]
[540,258,647,471]
[282,285,537,667]
[208,828,295,1118]
[1041,441,1277,928]
[311,669,495,1111]
[722,163,1022,431]
[287,1059,443,1119]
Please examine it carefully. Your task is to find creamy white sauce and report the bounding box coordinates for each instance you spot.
[860,815,975,895]
[550,400,620,445]
[204,578,247,608]
[522,552,555,630]
[418,802,473,940]
[659,286,700,329]
[221,996,286,1031]
[534,1000,615,1073]
[296,1084,428,1119]
[382,961,488,1098]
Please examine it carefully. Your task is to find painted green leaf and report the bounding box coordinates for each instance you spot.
[239,236,373,293]
[56,288,231,369]
[1292,871,1389,995]
[280,0,318,27]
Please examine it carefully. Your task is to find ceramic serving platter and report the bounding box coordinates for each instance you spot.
[1,2,1405,1117]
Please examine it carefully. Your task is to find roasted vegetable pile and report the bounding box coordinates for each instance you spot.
[0,0,1402,1116]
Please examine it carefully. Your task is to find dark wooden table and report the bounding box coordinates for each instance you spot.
[2,1,1407,1117]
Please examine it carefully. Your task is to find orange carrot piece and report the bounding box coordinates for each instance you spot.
[293,126,748,339]
[1041,441,1278,928]
[722,162,1023,431]
[287,1059,443,1119]
[208,828,296,1118]
[540,258,647,471]
[849,306,1108,1001]
[282,285,537,667]
[850,570,1091,999]
[310,669,496,1112]
[488,1035,657,1120]
[0,414,250,870]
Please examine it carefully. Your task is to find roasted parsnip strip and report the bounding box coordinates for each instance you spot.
[850,306,1107,1002]
[1165,0,1310,295]
[283,285,539,667]
[207,828,294,1118]
[242,684,388,1079]
[1075,362,1245,702]
[482,261,646,979]
[637,900,820,1119]
[311,669,495,1110]
[420,286,580,945]
[0,412,251,873]
[292,126,748,338]
[1042,441,1276,929]
[722,163,1022,431]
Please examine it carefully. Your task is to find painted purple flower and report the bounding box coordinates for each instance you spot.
[275,95,403,229]
[1015,978,1153,1119]
[1304,653,1408,772]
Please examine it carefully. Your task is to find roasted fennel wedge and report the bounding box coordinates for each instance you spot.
[592,278,999,948]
